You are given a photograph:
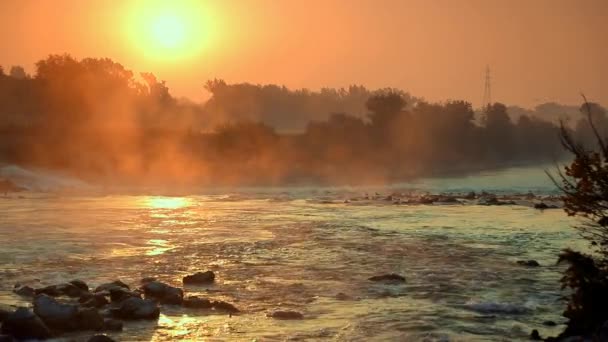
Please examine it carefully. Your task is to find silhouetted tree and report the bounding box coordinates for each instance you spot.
[549,99,608,340]
[9,65,27,79]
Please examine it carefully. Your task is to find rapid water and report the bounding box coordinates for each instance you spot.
[0,165,587,341]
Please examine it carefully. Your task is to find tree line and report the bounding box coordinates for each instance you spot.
[0,55,605,185]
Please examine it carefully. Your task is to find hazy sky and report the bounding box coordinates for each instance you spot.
[0,0,606,107]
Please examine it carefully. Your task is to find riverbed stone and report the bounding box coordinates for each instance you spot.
[141,281,183,305]
[0,307,52,340]
[183,271,215,284]
[102,318,123,331]
[111,297,160,320]
[77,307,104,331]
[87,334,116,342]
[95,280,130,293]
[13,284,35,297]
[70,279,89,292]
[267,310,304,320]
[517,260,540,267]
[212,300,239,313]
[33,294,79,330]
[368,274,406,283]
[183,296,212,309]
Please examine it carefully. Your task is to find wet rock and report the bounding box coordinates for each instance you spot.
[95,280,130,293]
[13,284,35,297]
[368,274,406,283]
[335,292,351,301]
[183,271,215,285]
[183,296,213,309]
[80,293,110,308]
[142,281,183,305]
[102,318,123,331]
[0,334,14,342]
[35,285,62,297]
[111,297,160,320]
[57,283,86,297]
[87,334,116,342]
[534,202,558,210]
[542,320,557,326]
[0,308,11,323]
[0,307,52,340]
[70,279,89,292]
[212,300,239,313]
[267,310,304,320]
[140,277,157,284]
[478,197,515,206]
[530,329,542,340]
[77,307,104,331]
[517,260,541,267]
[109,287,139,303]
[33,294,79,330]
[464,191,476,200]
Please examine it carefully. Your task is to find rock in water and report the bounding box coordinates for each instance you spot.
[13,285,35,297]
[70,279,90,292]
[141,281,184,305]
[267,310,304,320]
[212,301,239,313]
[112,297,160,320]
[517,260,540,267]
[0,307,52,340]
[183,296,213,309]
[183,271,215,285]
[530,329,542,340]
[33,294,79,330]
[368,274,406,283]
[87,334,116,342]
[77,307,104,331]
[95,280,130,293]
[102,318,123,331]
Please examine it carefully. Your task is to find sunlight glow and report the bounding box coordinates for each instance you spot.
[124,1,215,62]
[146,197,191,209]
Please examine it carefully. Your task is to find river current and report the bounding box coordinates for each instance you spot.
[0,165,587,341]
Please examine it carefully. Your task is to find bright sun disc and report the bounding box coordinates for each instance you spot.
[124,1,213,61]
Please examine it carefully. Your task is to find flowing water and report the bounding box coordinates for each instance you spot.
[0,165,587,341]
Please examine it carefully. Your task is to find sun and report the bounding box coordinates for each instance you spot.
[124,1,214,61]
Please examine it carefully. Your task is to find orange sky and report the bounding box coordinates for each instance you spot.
[0,0,606,107]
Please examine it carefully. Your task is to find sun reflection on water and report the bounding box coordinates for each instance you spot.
[146,196,192,209]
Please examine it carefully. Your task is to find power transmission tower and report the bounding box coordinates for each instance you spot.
[482,65,492,109]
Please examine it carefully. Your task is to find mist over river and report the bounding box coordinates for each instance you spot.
[0,165,586,341]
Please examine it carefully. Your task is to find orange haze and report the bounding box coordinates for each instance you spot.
[0,0,606,107]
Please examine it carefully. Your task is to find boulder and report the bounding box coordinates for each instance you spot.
[517,260,540,267]
[13,285,35,297]
[70,279,89,292]
[335,292,351,301]
[183,271,215,285]
[183,296,213,309]
[140,277,157,284]
[212,301,239,313]
[102,318,123,331]
[77,307,104,331]
[95,280,130,293]
[542,320,557,326]
[267,310,304,320]
[530,329,542,340]
[464,191,476,200]
[0,307,52,340]
[109,287,139,303]
[0,308,11,322]
[87,335,116,342]
[368,274,406,283]
[33,294,79,330]
[534,202,558,210]
[141,281,183,305]
[80,293,110,308]
[57,283,86,297]
[35,285,62,297]
[111,297,160,320]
